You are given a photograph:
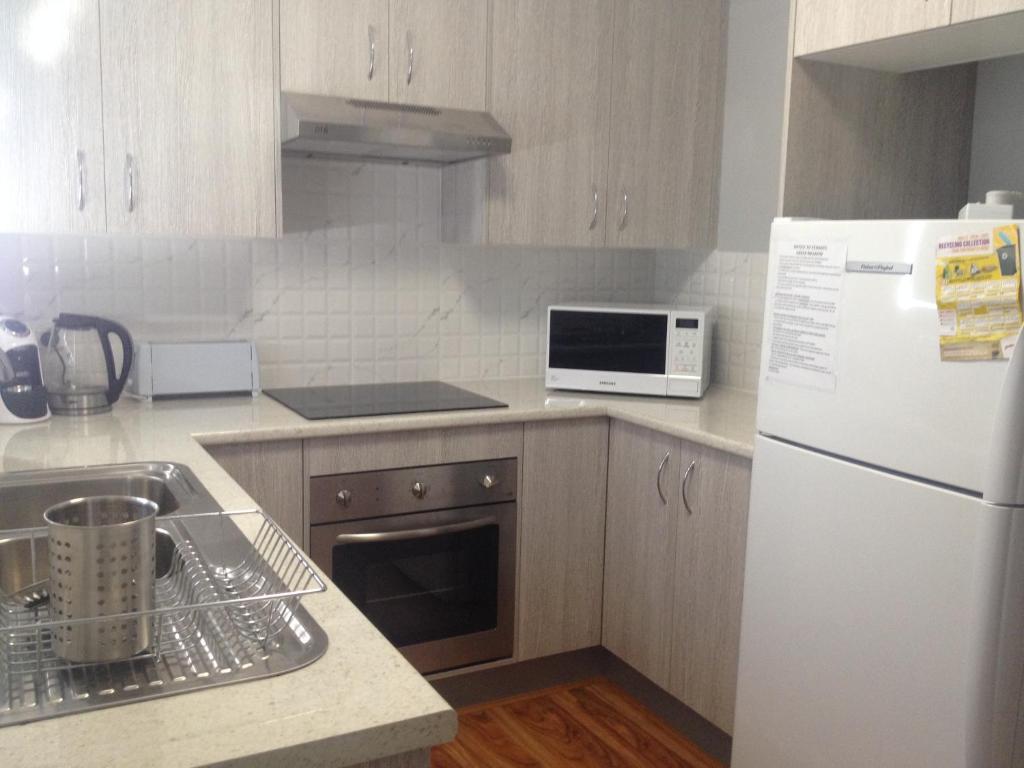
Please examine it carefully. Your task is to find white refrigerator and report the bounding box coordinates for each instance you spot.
[733,218,1024,768]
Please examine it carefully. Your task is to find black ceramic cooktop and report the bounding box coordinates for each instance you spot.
[263,381,508,420]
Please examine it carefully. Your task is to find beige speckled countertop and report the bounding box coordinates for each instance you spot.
[0,377,755,768]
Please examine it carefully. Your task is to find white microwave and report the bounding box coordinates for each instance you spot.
[545,303,713,398]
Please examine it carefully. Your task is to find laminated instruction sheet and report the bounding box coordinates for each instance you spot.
[765,241,845,391]
[936,225,1022,361]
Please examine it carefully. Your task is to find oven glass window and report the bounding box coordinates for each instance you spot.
[549,310,667,374]
[332,524,499,648]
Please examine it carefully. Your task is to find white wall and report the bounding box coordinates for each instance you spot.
[715,0,791,253]
[969,53,1024,204]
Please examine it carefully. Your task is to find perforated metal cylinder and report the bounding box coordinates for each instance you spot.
[44,496,158,663]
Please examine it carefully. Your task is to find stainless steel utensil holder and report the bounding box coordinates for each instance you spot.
[45,495,159,663]
[0,509,326,726]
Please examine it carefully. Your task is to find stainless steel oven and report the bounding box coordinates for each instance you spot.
[309,458,516,674]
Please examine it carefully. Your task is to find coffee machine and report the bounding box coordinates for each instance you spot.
[0,317,50,424]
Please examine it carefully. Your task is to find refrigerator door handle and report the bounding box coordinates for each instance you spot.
[984,327,1024,505]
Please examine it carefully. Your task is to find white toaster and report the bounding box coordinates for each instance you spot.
[127,340,260,399]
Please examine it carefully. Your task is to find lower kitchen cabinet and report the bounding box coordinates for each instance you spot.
[205,440,305,549]
[518,418,609,661]
[669,439,751,734]
[603,421,681,688]
[603,419,751,735]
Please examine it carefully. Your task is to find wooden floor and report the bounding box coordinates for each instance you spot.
[431,678,726,767]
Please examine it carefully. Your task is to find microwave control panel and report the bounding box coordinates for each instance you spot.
[669,314,705,376]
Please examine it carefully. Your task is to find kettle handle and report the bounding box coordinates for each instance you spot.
[94,318,134,405]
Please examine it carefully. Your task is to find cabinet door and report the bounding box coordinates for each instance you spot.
[952,0,1024,21]
[669,441,751,734]
[518,418,608,661]
[100,0,277,237]
[280,0,389,100]
[602,420,680,688]
[605,0,725,249]
[205,441,306,549]
[389,0,488,110]
[794,0,952,56]
[0,0,106,233]
[487,0,613,247]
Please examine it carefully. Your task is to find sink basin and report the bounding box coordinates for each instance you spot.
[0,462,221,605]
[0,462,221,530]
[0,464,328,727]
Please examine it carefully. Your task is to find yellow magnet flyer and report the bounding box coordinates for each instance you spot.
[936,224,1023,361]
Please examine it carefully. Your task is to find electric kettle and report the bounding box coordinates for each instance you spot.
[41,314,134,416]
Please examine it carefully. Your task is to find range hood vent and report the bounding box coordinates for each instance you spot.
[281,92,512,165]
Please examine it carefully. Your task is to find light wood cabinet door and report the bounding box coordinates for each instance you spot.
[794,0,953,57]
[0,0,106,233]
[602,421,680,688]
[486,0,613,247]
[952,0,1024,21]
[280,0,389,100]
[604,0,725,250]
[99,0,277,237]
[518,418,608,661]
[669,441,751,735]
[389,0,488,110]
[205,441,306,549]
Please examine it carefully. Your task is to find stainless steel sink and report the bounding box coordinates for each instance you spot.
[0,463,328,726]
[0,462,221,599]
[0,461,221,530]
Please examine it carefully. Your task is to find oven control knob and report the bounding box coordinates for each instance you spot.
[411,481,429,499]
[336,489,353,507]
[479,474,499,489]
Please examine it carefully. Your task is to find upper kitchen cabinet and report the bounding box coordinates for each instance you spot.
[952,0,1024,21]
[0,0,106,234]
[604,0,725,250]
[280,0,390,101]
[388,0,488,110]
[486,0,614,248]
[794,0,952,57]
[100,0,278,238]
[279,0,487,110]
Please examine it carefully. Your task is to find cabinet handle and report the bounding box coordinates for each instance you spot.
[589,185,599,230]
[125,153,135,213]
[76,150,85,212]
[368,26,376,80]
[406,31,414,85]
[618,188,628,231]
[656,451,670,505]
[681,459,697,516]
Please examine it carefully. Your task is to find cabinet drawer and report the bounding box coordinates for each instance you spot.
[310,458,517,524]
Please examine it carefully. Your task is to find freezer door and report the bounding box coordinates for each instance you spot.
[758,218,1024,494]
[732,436,1024,768]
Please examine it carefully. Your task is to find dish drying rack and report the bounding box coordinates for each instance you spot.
[0,509,327,727]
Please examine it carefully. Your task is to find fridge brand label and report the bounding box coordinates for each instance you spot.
[846,260,912,275]
[765,241,845,392]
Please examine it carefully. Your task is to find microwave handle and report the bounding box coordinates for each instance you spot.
[334,516,497,545]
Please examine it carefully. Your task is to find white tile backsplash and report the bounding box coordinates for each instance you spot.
[0,158,655,389]
[0,157,767,392]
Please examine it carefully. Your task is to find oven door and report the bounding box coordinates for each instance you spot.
[310,503,516,674]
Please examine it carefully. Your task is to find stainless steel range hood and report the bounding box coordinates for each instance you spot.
[281,92,512,165]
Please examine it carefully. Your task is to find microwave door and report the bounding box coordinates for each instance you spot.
[547,309,669,396]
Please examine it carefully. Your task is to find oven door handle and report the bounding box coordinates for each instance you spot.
[333,516,497,545]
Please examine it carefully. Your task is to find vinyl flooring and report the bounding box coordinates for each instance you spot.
[430,677,726,767]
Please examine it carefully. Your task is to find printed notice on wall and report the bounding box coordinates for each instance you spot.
[765,241,846,391]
